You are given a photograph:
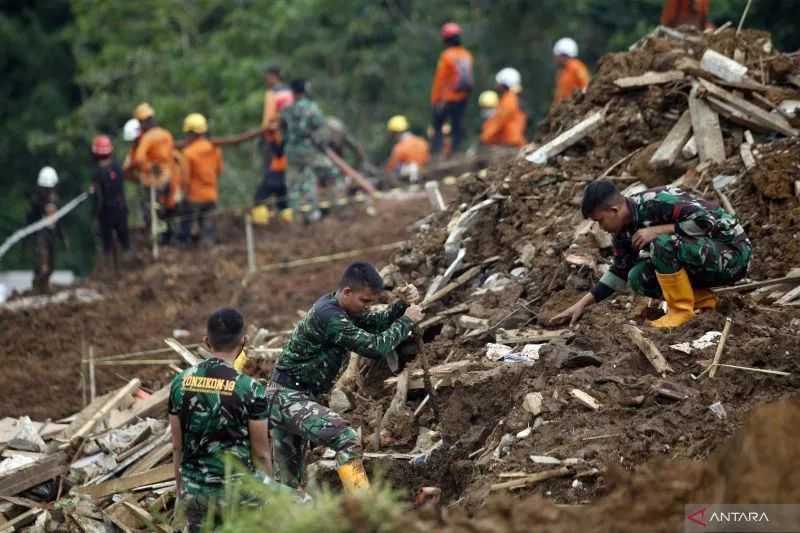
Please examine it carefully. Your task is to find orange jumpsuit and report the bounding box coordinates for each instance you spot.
[480,91,527,147]
[430,46,474,105]
[660,0,710,29]
[553,58,591,106]
[183,137,223,204]
[133,126,182,208]
[386,134,430,174]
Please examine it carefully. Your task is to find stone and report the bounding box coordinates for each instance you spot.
[329,389,352,413]
[8,416,47,453]
[522,392,544,416]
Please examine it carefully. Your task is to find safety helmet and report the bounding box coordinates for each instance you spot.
[37,166,58,188]
[274,90,295,112]
[553,37,579,58]
[133,102,155,121]
[387,115,409,133]
[91,135,113,156]
[440,22,462,39]
[496,67,522,91]
[251,205,271,225]
[183,113,208,134]
[479,90,499,108]
[123,118,141,142]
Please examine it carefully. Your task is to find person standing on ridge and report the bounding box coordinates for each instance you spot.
[430,22,473,156]
[552,37,590,107]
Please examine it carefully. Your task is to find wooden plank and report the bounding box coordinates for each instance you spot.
[709,318,733,378]
[649,111,693,168]
[700,49,748,83]
[623,325,673,374]
[0,508,43,532]
[59,379,141,448]
[103,494,145,533]
[614,70,684,89]
[125,442,172,476]
[711,275,800,294]
[698,78,797,136]
[776,285,800,306]
[108,386,169,430]
[384,360,472,388]
[92,432,168,485]
[495,328,572,345]
[707,96,778,134]
[740,142,756,169]
[0,452,68,497]
[489,466,572,492]
[422,265,482,309]
[77,464,173,499]
[689,84,726,163]
[163,338,202,367]
[526,111,605,165]
[570,389,602,411]
[121,502,171,533]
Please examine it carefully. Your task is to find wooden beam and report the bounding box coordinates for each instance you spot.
[709,318,733,378]
[108,386,169,430]
[60,379,141,448]
[623,325,673,374]
[740,142,756,169]
[0,508,43,532]
[649,111,693,168]
[526,111,605,165]
[422,265,482,309]
[489,466,572,492]
[689,84,726,163]
[125,442,172,476]
[614,70,684,89]
[570,389,602,411]
[0,452,68,497]
[163,338,202,367]
[698,78,797,136]
[77,464,173,499]
[711,275,800,294]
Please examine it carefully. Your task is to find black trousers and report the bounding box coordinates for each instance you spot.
[179,201,216,244]
[431,99,467,154]
[98,209,130,254]
[254,171,288,210]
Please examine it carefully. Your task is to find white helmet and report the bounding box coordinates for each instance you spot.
[496,67,522,91]
[123,118,141,142]
[553,37,579,58]
[37,166,58,188]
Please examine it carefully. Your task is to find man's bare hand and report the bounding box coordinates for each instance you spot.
[632,227,659,250]
[396,284,420,304]
[549,301,587,327]
[404,304,424,322]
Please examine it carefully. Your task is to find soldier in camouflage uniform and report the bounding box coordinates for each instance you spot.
[282,79,345,221]
[551,181,751,328]
[265,262,423,491]
[169,308,271,532]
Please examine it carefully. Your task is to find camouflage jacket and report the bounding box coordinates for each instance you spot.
[169,358,269,497]
[275,293,413,396]
[283,97,325,157]
[598,186,749,293]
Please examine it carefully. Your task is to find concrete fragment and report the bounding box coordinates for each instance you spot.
[681,136,697,159]
[518,243,537,267]
[329,389,352,413]
[522,392,544,416]
[8,417,47,453]
[700,49,748,83]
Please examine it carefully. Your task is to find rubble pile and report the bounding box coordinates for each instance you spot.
[0,25,799,531]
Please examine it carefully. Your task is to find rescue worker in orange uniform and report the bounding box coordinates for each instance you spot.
[179,113,223,246]
[660,0,710,30]
[131,102,183,244]
[480,68,527,148]
[385,115,430,184]
[430,22,473,155]
[552,38,591,107]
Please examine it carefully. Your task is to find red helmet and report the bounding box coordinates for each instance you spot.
[91,135,113,156]
[440,22,462,39]
[274,89,295,112]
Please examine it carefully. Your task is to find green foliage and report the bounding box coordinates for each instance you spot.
[2,0,797,273]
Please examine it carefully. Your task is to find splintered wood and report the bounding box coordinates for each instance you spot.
[526,111,605,165]
[649,111,693,168]
[623,325,673,375]
[615,70,684,89]
[689,84,726,163]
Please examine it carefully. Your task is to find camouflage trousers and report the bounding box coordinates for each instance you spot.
[181,493,222,533]
[628,233,752,298]
[264,382,360,488]
[286,151,345,216]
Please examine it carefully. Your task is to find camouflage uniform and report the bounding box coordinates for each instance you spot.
[169,358,270,532]
[266,294,413,487]
[591,186,752,302]
[283,98,345,215]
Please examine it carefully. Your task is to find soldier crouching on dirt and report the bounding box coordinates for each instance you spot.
[265,262,424,491]
[169,308,271,532]
[551,180,751,329]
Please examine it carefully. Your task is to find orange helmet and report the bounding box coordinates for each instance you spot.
[91,135,113,156]
[440,22,462,39]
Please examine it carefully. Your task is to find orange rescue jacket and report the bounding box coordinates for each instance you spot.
[553,58,591,106]
[431,46,474,104]
[133,127,177,188]
[386,134,430,173]
[182,137,223,204]
[660,0,709,29]
[480,90,527,147]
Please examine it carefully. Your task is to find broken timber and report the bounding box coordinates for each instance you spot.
[0,452,68,497]
[614,70,684,89]
[711,274,800,294]
[709,318,733,378]
[649,110,693,168]
[164,338,202,367]
[622,325,673,374]
[422,265,482,309]
[108,386,170,430]
[60,378,142,448]
[526,111,605,165]
[689,83,726,163]
[489,466,572,492]
[698,79,798,137]
[78,464,173,499]
[740,141,756,169]
[570,389,602,411]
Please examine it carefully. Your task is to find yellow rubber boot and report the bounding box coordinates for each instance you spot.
[647,269,696,329]
[337,460,370,493]
[251,205,271,225]
[279,208,294,223]
[693,288,718,311]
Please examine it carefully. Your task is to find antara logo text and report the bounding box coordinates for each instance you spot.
[687,507,771,527]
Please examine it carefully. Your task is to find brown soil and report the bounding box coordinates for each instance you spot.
[0,200,432,420]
